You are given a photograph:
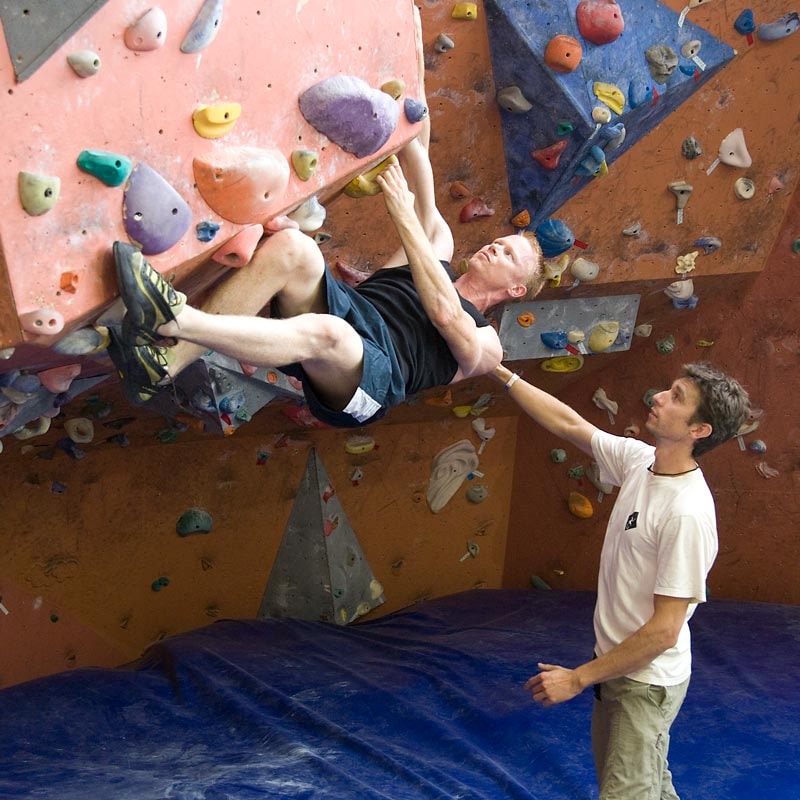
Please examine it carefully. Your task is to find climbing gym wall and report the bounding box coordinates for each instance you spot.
[0,0,420,349]
[495,0,800,604]
[1,0,799,691]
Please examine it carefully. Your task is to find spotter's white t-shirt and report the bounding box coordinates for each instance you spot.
[590,430,718,686]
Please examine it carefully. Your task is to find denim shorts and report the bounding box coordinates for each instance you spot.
[280,268,406,428]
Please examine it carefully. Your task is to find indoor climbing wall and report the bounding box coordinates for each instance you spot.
[0,0,420,350]
[485,0,736,227]
[0,387,518,687]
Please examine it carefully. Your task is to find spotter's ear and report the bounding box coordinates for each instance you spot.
[508,283,527,299]
[690,421,712,442]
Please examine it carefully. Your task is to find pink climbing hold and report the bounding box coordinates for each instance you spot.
[38,364,81,393]
[211,224,265,267]
[576,0,625,45]
[333,259,372,288]
[459,197,495,223]
[531,140,568,170]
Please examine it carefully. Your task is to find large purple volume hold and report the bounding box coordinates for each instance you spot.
[299,75,399,159]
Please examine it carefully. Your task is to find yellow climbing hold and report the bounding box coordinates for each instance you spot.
[345,435,376,455]
[568,491,594,519]
[541,355,584,373]
[452,405,472,418]
[380,78,405,100]
[343,155,399,198]
[697,339,715,347]
[291,149,319,181]
[192,102,241,139]
[452,2,478,19]
[588,320,619,353]
[592,81,625,115]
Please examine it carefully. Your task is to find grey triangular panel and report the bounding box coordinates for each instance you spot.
[258,448,385,624]
[0,0,111,82]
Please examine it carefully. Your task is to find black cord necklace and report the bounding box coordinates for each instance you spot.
[647,463,700,477]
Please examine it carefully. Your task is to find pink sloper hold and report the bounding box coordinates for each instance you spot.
[460,197,494,223]
[576,0,625,46]
[193,147,290,224]
[212,224,265,267]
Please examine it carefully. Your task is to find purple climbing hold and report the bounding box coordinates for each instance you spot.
[123,163,191,255]
[758,12,799,41]
[299,75,400,158]
[404,97,428,123]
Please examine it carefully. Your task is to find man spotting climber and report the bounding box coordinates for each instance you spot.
[105,15,544,428]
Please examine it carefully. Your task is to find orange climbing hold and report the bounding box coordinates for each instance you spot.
[511,209,531,228]
[517,311,535,327]
[568,491,594,519]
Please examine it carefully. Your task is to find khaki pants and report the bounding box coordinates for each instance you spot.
[591,675,689,800]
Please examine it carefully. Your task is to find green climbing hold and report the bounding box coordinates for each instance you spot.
[151,576,170,591]
[177,508,213,537]
[77,150,133,187]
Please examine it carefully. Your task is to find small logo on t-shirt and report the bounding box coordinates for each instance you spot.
[625,512,639,530]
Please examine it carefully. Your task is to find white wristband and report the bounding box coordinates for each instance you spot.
[504,372,520,392]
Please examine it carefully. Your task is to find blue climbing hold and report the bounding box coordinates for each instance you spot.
[534,218,574,258]
[734,9,755,35]
[540,330,569,350]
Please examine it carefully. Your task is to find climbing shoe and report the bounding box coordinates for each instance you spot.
[106,325,174,406]
[113,240,186,346]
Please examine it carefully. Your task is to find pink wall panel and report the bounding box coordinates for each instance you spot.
[0,0,418,346]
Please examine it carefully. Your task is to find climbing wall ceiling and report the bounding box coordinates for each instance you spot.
[484,0,735,226]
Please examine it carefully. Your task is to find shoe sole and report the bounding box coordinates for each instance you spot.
[113,241,176,346]
[105,326,164,406]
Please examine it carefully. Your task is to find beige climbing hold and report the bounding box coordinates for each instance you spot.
[634,323,652,337]
[675,251,698,275]
[192,102,241,139]
[664,279,694,301]
[734,177,755,200]
[497,86,532,113]
[67,49,101,77]
[427,439,479,513]
[19,308,64,336]
[65,417,95,443]
[592,387,619,416]
[380,78,405,100]
[291,149,319,181]
[12,416,51,440]
[718,128,752,168]
[587,462,614,495]
[588,320,619,352]
[592,106,611,124]
[18,171,60,216]
[452,2,478,19]
[568,330,585,345]
[343,154,399,198]
[287,196,326,232]
[571,257,599,282]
